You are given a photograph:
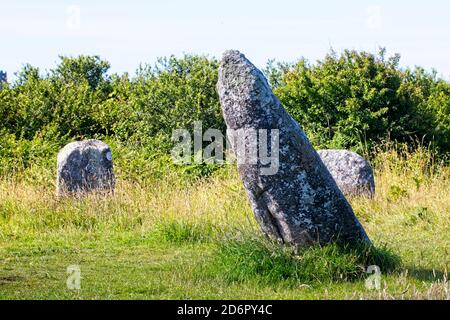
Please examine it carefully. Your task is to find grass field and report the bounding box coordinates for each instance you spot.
[0,145,449,299]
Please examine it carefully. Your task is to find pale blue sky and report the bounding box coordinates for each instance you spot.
[1,0,450,80]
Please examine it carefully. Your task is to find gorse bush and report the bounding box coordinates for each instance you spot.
[266,48,450,154]
[0,54,222,179]
[0,54,221,147]
[0,49,449,179]
[103,55,223,150]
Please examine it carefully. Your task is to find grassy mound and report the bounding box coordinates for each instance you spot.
[211,235,400,285]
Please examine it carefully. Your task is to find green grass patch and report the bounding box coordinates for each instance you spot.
[152,220,218,244]
[211,235,401,286]
[0,145,448,299]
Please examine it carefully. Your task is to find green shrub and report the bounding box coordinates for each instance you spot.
[0,54,224,179]
[266,49,450,155]
[1,50,449,182]
[0,129,59,180]
[102,54,223,152]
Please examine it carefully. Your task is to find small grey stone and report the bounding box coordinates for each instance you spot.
[217,50,370,247]
[318,150,375,198]
[56,140,115,196]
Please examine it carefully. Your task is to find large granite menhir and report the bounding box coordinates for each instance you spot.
[56,140,115,196]
[217,50,370,246]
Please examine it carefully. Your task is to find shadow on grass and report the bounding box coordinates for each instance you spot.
[148,221,404,287]
[206,233,402,286]
[0,275,24,284]
[407,267,449,282]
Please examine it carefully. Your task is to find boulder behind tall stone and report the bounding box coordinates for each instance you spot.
[56,140,115,196]
[217,50,370,247]
[318,150,375,198]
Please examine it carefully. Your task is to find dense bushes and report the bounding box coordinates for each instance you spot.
[265,49,450,154]
[0,49,449,179]
[0,54,221,149]
[0,54,222,179]
[109,55,223,150]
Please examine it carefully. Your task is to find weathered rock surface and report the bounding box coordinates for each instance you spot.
[56,140,115,196]
[318,150,375,198]
[217,50,370,246]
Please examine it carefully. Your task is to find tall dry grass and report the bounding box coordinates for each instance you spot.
[0,143,448,299]
[0,143,448,243]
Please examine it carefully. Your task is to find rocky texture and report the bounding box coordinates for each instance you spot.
[217,50,370,246]
[56,140,115,196]
[318,150,375,198]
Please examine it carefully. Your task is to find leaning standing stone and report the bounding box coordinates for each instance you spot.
[56,140,115,196]
[217,50,370,247]
[318,150,375,198]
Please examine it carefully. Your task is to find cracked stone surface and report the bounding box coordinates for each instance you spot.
[217,50,370,247]
[56,140,115,196]
[318,150,375,198]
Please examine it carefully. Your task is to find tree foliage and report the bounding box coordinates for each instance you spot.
[0,49,449,178]
[265,49,450,154]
